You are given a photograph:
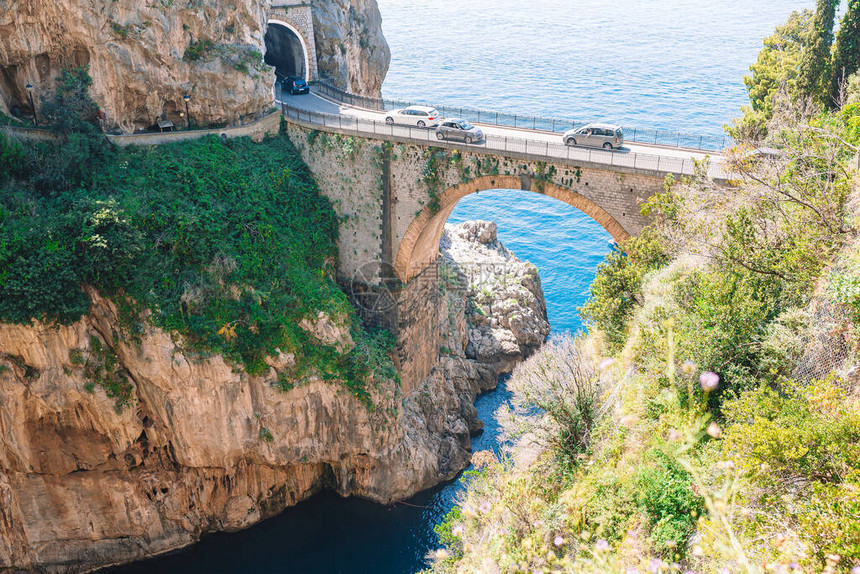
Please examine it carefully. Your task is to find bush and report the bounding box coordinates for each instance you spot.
[0,131,397,402]
[40,67,102,136]
[635,449,703,560]
[0,132,24,183]
[184,39,215,61]
[700,377,860,568]
[507,335,602,457]
[580,226,668,350]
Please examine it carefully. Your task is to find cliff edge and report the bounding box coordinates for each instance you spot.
[0,0,390,132]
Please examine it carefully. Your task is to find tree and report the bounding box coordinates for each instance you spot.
[797,0,839,104]
[39,66,101,135]
[730,10,813,140]
[832,0,860,104]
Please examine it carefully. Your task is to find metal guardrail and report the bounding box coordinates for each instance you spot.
[279,100,725,180]
[309,79,730,152]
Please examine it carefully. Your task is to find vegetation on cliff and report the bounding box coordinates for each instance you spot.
[0,69,395,405]
[428,14,860,573]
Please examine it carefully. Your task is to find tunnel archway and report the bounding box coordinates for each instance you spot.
[394,175,631,281]
[265,20,310,79]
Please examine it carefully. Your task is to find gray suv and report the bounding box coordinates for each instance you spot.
[435,118,484,144]
[563,123,624,149]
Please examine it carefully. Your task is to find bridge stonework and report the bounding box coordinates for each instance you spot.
[269,3,319,81]
[283,121,664,392]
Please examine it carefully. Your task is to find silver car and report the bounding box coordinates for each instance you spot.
[435,118,484,144]
[563,123,624,150]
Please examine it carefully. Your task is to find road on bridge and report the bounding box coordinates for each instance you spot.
[276,88,726,178]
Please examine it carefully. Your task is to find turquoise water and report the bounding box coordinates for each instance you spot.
[103,2,813,572]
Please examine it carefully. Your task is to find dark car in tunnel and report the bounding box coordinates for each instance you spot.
[284,76,309,95]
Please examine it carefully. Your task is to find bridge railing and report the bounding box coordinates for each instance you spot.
[310,79,731,152]
[280,101,726,180]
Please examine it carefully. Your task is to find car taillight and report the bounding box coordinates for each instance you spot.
[428,117,435,120]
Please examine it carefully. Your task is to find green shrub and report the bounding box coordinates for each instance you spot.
[635,449,703,560]
[708,378,860,567]
[0,132,25,183]
[0,129,397,403]
[580,226,668,350]
[184,39,215,61]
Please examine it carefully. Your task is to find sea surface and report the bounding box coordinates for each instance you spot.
[104,2,813,572]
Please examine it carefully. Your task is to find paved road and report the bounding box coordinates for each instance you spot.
[277,88,726,178]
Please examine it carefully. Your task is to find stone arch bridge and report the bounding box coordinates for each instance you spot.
[280,105,718,392]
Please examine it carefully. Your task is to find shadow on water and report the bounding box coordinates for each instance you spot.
[101,377,513,574]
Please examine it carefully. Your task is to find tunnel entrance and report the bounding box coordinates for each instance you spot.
[264,21,307,79]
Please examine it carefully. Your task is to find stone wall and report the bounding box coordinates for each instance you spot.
[283,121,661,282]
[269,3,319,80]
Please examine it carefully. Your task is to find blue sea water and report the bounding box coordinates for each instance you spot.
[103,2,814,572]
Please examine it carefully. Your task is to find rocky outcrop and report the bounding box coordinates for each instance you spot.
[0,224,546,573]
[0,0,274,133]
[441,221,550,374]
[311,0,390,96]
[0,292,479,573]
[0,0,389,132]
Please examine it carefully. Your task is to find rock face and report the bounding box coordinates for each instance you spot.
[0,0,389,132]
[311,0,390,96]
[441,221,550,374]
[0,224,546,573]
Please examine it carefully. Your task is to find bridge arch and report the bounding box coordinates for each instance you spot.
[265,19,312,80]
[394,175,631,281]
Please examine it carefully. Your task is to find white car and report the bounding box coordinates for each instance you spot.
[384,105,441,128]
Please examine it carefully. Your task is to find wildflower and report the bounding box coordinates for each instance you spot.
[681,360,696,374]
[699,371,719,391]
[826,555,841,565]
[595,539,609,552]
[851,567,860,574]
[667,428,682,441]
[717,569,730,574]
[789,564,800,571]
[692,545,704,557]
[554,535,565,547]
[670,564,680,572]
[650,558,667,572]
[707,422,722,439]
[581,530,591,540]
[451,525,463,537]
[599,357,615,371]
[479,500,491,514]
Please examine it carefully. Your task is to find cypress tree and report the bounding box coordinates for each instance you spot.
[797,0,839,104]
[832,0,860,103]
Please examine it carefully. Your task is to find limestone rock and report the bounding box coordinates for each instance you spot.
[441,221,550,373]
[0,219,547,572]
[0,0,274,133]
[0,0,390,132]
[312,0,390,96]
[299,310,355,352]
[0,290,481,572]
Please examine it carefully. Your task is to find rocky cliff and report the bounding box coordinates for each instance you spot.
[0,224,546,573]
[312,0,390,96]
[441,221,551,374]
[0,0,389,133]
